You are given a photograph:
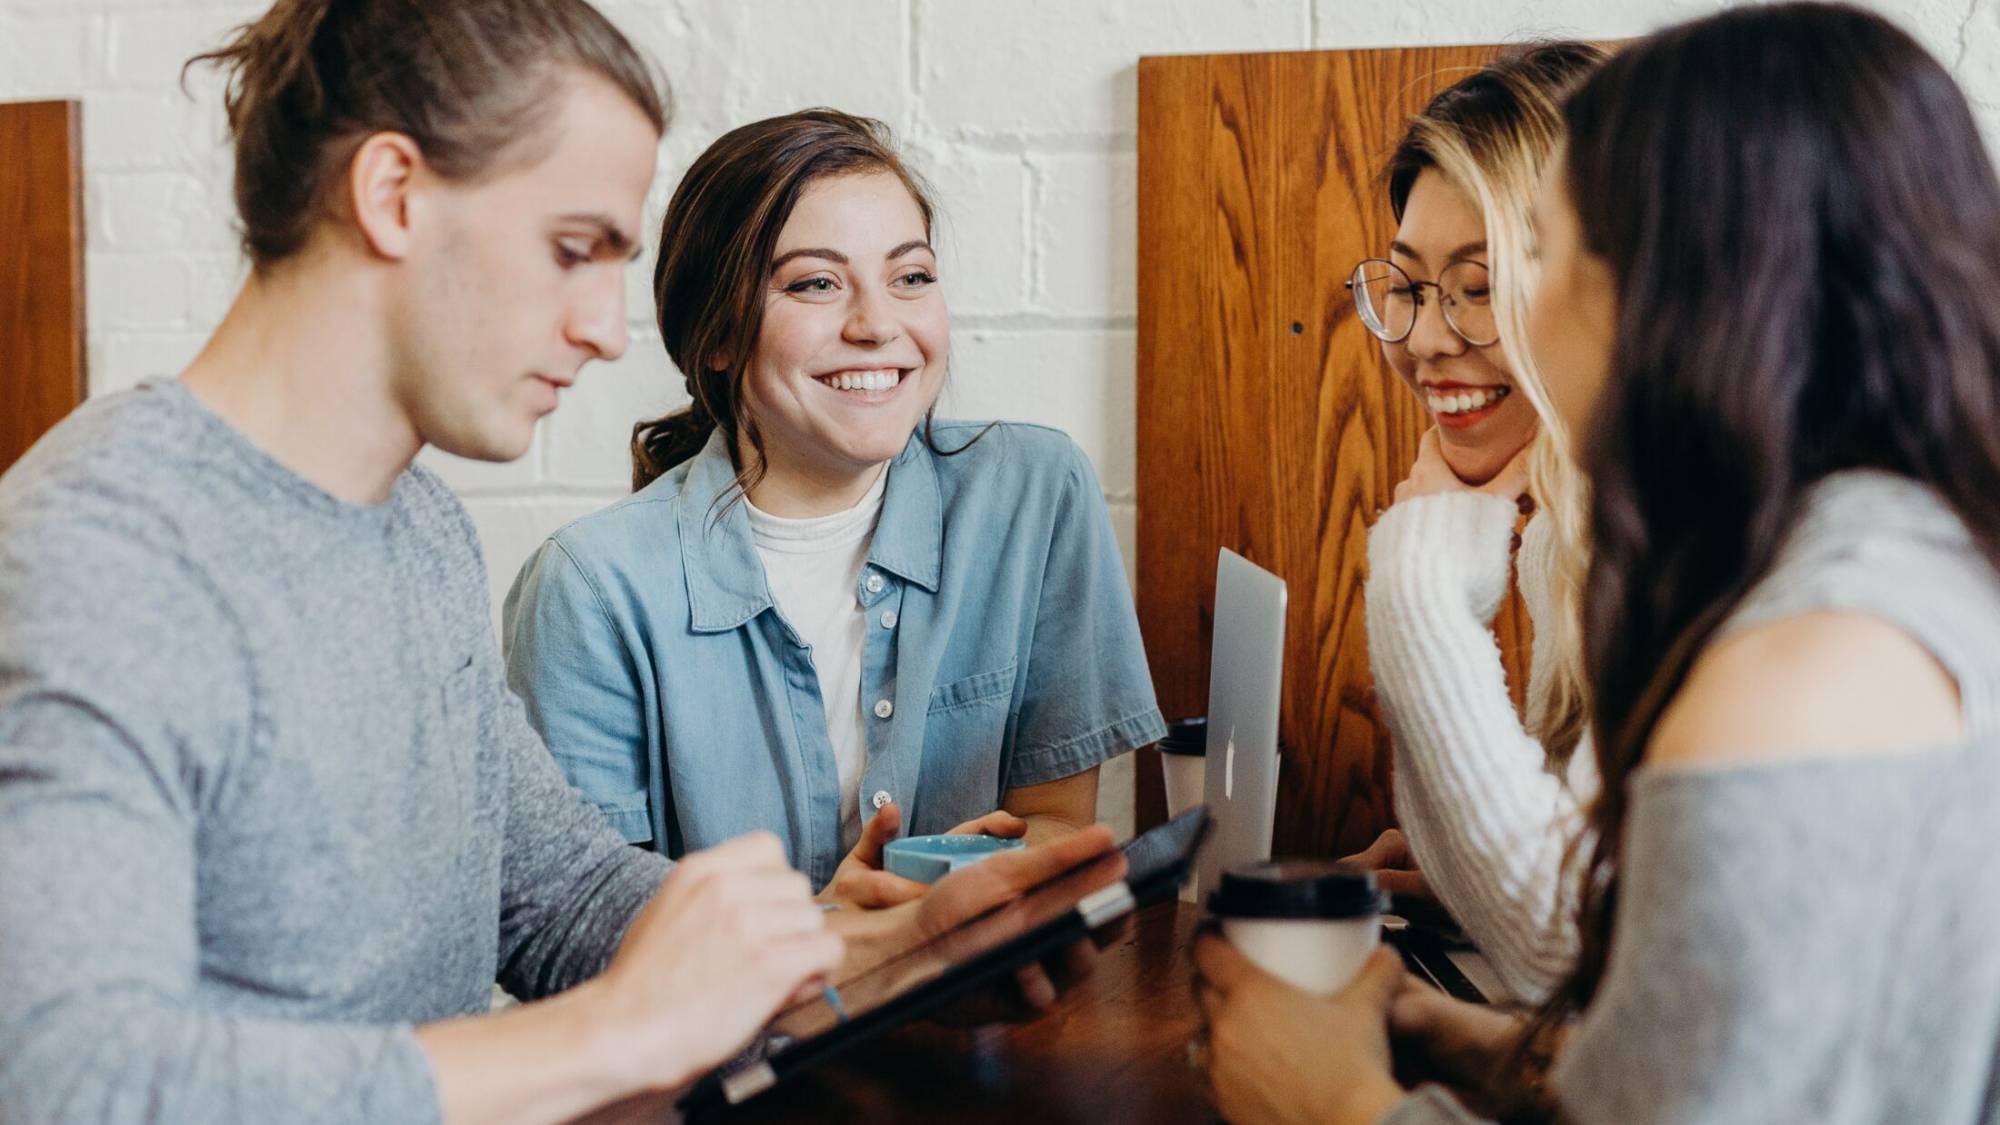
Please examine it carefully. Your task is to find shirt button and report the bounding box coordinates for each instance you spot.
[873,699,894,719]
[865,574,885,594]
[880,610,898,629]
[871,790,892,810]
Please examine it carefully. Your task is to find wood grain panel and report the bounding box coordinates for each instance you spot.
[1,100,87,475]
[1136,48,1532,857]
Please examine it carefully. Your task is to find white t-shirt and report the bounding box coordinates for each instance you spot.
[745,470,889,850]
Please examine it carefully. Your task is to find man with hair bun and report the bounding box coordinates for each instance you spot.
[0,2,1116,1122]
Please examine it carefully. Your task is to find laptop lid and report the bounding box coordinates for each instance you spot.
[1194,548,1288,900]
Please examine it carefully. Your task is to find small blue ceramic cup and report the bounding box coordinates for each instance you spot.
[883,833,1026,884]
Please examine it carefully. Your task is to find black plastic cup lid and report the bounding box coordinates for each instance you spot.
[1206,860,1388,920]
[1159,716,1208,756]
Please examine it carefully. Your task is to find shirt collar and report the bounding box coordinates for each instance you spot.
[678,428,942,633]
[868,433,943,594]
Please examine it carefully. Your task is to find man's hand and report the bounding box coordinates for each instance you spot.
[818,804,1030,910]
[591,833,842,1096]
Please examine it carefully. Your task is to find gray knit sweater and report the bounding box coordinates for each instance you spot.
[0,380,671,1123]
[1384,470,2000,1124]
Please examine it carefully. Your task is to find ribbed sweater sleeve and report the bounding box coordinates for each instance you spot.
[1364,493,1592,1002]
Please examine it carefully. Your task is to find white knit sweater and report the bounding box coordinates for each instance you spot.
[1364,492,1596,1002]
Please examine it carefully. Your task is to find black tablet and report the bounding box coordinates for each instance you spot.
[679,806,1212,1114]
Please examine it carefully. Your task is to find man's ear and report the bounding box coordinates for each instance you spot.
[346,131,426,262]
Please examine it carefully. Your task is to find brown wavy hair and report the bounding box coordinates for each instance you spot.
[1508,5,2000,1118]
[632,108,975,496]
[186,0,666,269]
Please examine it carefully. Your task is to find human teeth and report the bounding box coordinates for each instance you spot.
[1426,386,1508,415]
[820,369,904,392]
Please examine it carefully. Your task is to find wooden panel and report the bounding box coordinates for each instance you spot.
[1136,48,1532,857]
[1,100,87,475]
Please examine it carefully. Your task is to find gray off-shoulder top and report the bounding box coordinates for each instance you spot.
[1384,471,2000,1125]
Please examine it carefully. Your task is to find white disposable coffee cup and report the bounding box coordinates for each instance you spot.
[1161,754,1205,819]
[1157,717,1208,819]
[1207,860,1388,995]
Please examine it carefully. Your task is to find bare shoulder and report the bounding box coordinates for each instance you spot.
[1646,611,1964,769]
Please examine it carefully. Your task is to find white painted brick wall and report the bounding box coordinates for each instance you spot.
[8,0,1997,835]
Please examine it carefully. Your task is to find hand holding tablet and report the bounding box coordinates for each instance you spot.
[684,810,1210,1111]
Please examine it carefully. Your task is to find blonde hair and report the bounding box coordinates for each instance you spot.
[1387,42,1606,764]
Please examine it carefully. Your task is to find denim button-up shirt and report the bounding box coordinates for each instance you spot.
[502,422,1166,887]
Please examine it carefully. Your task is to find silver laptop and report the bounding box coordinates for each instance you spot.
[1193,548,1288,900]
[1186,550,1511,1003]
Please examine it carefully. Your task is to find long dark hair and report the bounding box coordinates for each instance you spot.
[1528,0,2000,1096]
[634,109,982,497]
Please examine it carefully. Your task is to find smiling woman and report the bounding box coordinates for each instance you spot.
[1346,42,1609,1005]
[735,172,950,513]
[501,109,1165,904]
[629,111,954,501]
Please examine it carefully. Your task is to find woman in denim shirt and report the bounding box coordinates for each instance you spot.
[502,109,1165,904]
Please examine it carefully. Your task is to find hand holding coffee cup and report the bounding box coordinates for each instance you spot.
[1190,925,1410,1125]
[1206,860,1389,994]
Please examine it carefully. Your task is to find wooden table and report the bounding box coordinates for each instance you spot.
[711,900,1215,1123]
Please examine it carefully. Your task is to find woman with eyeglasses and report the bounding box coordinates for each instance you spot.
[1339,43,1606,1005]
[1196,5,2000,1122]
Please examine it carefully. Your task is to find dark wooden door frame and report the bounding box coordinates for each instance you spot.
[1,99,87,475]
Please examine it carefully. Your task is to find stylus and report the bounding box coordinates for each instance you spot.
[822,982,851,1024]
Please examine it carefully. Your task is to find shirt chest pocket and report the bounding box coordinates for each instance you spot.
[924,660,1018,772]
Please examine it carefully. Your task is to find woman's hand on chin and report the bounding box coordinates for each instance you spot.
[1394,428,1532,507]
